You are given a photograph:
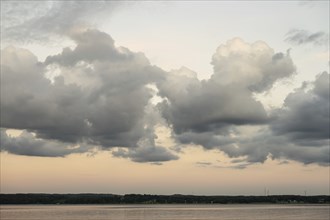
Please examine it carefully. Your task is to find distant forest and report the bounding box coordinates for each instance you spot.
[1,194,329,204]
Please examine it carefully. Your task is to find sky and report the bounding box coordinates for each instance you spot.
[0,0,329,195]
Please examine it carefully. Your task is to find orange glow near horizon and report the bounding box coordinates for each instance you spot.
[1,149,329,195]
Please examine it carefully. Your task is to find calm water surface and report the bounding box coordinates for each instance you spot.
[1,204,329,220]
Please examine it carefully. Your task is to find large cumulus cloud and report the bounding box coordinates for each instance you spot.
[1,29,328,166]
[203,73,330,167]
[155,38,329,166]
[157,38,295,149]
[0,29,177,162]
[157,65,269,135]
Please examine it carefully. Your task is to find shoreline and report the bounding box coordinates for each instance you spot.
[1,194,329,205]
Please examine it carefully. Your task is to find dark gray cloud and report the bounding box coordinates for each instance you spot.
[0,129,90,157]
[202,128,329,168]
[233,131,330,166]
[156,60,272,136]
[155,39,328,167]
[285,29,329,46]
[1,0,122,43]
[271,72,329,143]
[112,145,179,163]
[110,102,178,163]
[205,73,330,166]
[45,29,124,66]
[158,78,269,135]
[157,39,296,155]
[0,27,328,166]
[0,28,175,163]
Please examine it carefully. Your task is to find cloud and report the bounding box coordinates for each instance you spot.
[234,131,329,166]
[298,0,322,7]
[211,38,296,92]
[210,73,330,166]
[112,145,179,163]
[1,46,92,143]
[157,39,295,153]
[0,27,327,166]
[1,1,121,43]
[154,38,329,167]
[0,29,175,163]
[271,72,330,144]
[196,162,213,167]
[0,129,90,157]
[45,29,124,66]
[285,29,329,46]
[111,100,178,163]
[157,65,269,136]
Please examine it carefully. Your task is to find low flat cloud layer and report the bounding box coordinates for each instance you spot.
[1,27,329,165]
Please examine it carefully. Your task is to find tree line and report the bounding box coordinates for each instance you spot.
[1,194,329,204]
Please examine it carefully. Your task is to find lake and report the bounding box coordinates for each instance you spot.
[0,204,329,220]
